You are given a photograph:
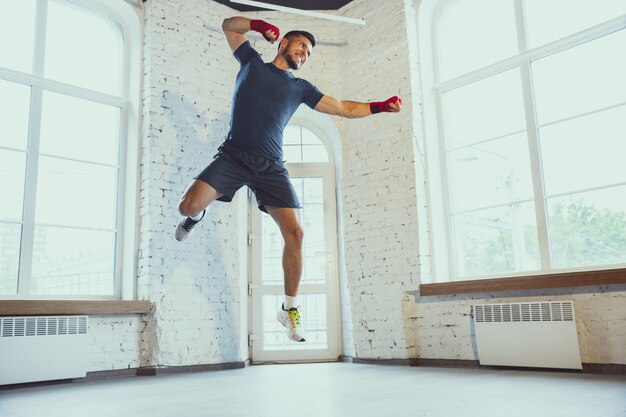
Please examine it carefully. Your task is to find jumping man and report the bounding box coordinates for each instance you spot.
[175,17,402,342]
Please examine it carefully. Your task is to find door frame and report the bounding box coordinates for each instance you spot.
[248,163,341,363]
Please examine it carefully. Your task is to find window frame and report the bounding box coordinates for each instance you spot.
[419,0,626,283]
[0,0,141,300]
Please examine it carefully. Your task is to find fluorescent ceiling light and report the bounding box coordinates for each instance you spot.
[230,0,366,25]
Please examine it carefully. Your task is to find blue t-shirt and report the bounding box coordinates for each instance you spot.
[227,41,324,160]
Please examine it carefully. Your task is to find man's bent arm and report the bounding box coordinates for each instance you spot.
[314,95,402,118]
[222,17,279,53]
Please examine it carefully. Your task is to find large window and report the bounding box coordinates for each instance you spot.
[426,0,626,280]
[0,0,139,299]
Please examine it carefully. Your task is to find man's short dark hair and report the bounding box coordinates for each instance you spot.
[278,30,316,51]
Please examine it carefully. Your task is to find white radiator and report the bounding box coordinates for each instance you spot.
[473,301,582,370]
[0,316,89,385]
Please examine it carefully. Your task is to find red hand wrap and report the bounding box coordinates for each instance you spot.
[250,19,280,42]
[370,96,402,114]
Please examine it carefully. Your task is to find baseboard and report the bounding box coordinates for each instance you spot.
[409,358,481,368]
[340,356,412,366]
[411,358,626,375]
[84,368,139,381]
[136,361,246,376]
[342,356,626,375]
[581,363,626,375]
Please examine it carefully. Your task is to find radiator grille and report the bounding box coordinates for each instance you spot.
[474,301,574,323]
[0,316,88,337]
[473,301,581,369]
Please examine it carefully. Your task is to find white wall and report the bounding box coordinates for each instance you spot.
[334,0,422,359]
[137,0,247,368]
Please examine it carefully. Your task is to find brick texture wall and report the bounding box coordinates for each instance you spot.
[335,0,421,359]
[137,0,246,368]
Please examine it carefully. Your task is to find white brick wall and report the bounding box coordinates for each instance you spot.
[88,316,144,371]
[336,0,421,359]
[138,0,247,367]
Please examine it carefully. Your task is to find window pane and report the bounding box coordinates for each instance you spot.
[444,69,526,148]
[302,145,328,163]
[0,223,21,295]
[439,0,518,80]
[454,203,540,277]
[262,293,327,350]
[0,0,35,73]
[35,156,118,230]
[448,133,533,212]
[0,150,27,221]
[540,106,626,196]
[283,125,300,145]
[301,127,322,145]
[40,91,120,165]
[261,214,283,285]
[525,0,626,48]
[261,177,326,286]
[283,125,329,162]
[299,177,325,285]
[532,29,626,125]
[45,1,122,94]
[283,145,302,163]
[31,225,115,295]
[0,80,31,151]
[548,187,626,269]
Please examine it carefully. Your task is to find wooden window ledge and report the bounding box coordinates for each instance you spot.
[0,300,152,316]
[419,268,626,296]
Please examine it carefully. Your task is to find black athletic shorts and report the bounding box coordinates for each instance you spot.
[194,141,301,213]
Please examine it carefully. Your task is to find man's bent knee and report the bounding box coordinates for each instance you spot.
[178,198,205,217]
[178,180,221,217]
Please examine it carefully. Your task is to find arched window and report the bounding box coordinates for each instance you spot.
[422,0,626,280]
[283,125,329,163]
[0,0,140,298]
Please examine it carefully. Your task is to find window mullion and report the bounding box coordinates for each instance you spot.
[434,88,457,280]
[520,60,552,271]
[517,0,551,271]
[32,0,48,76]
[18,86,44,297]
[17,0,47,297]
[513,0,528,53]
[117,101,130,300]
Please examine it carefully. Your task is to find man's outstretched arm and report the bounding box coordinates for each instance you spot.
[314,95,402,118]
[222,16,280,53]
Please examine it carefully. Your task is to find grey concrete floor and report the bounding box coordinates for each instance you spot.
[0,363,625,417]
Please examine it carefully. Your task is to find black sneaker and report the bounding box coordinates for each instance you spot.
[175,210,205,242]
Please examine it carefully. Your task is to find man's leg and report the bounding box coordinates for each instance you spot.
[266,206,305,342]
[265,206,303,296]
[179,179,223,217]
[175,180,223,241]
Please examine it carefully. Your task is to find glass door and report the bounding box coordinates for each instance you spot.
[249,169,339,362]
